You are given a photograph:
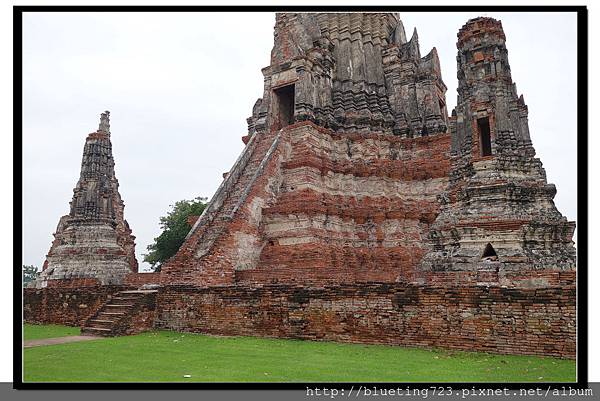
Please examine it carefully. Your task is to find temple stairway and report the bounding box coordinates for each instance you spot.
[159,126,284,286]
[81,289,158,337]
[188,129,281,256]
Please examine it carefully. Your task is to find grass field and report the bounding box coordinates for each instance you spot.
[24,324,80,340]
[23,325,576,383]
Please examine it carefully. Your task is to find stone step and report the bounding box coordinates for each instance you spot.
[82,326,112,336]
[103,306,133,313]
[119,290,159,294]
[88,319,115,328]
[98,311,125,316]
[111,298,139,303]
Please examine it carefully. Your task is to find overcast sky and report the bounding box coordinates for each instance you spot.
[22,11,578,272]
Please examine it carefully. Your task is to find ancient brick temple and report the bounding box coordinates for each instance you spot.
[161,13,452,286]
[25,14,577,358]
[33,111,138,287]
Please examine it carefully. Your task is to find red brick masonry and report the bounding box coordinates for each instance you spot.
[24,286,130,326]
[24,282,575,358]
[153,283,575,358]
[123,272,161,287]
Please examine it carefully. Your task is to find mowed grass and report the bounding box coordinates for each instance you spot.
[23,328,575,383]
[24,324,80,340]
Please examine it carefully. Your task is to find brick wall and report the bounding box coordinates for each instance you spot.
[23,286,127,326]
[24,282,576,358]
[155,283,576,358]
[419,270,576,288]
[124,272,161,287]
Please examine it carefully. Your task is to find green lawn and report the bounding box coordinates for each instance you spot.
[24,324,80,340]
[23,327,576,383]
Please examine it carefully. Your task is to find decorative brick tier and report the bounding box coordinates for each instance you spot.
[419,270,576,288]
[162,121,451,287]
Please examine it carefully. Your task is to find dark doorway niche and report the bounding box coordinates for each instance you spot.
[273,84,295,129]
[481,243,497,259]
[478,117,492,156]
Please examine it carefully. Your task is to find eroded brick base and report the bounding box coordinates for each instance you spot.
[154,283,576,358]
[24,286,128,326]
[24,282,576,358]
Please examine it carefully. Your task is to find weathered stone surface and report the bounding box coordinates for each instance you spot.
[161,121,451,287]
[33,111,139,287]
[248,13,447,136]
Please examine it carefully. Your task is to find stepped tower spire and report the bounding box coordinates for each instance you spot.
[419,17,576,285]
[34,111,138,287]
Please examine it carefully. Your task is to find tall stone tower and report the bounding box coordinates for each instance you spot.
[419,18,576,286]
[162,13,453,286]
[35,111,138,287]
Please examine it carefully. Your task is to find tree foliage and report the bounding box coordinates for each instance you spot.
[144,197,208,272]
[22,264,39,287]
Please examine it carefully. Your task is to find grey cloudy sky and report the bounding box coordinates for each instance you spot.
[22,11,578,272]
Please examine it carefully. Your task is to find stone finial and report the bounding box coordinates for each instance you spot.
[98,110,111,133]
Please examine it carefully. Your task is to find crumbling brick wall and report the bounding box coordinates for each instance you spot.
[23,286,128,326]
[154,282,576,358]
[123,273,161,287]
[24,281,576,358]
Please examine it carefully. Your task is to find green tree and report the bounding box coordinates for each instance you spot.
[144,197,208,272]
[22,264,39,287]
